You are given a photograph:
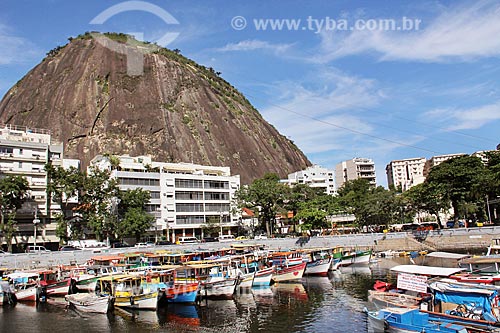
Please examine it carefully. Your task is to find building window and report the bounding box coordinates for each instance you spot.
[205,203,230,212]
[119,178,159,186]
[176,203,204,212]
[204,192,229,200]
[175,179,203,188]
[150,192,161,199]
[175,191,204,200]
[176,215,205,225]
[204,180,229,189]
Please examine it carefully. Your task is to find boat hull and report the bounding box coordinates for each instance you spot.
[272,262,306,283]
[162,283,199,304]
[200,279,237,298]
[304,258,332,276]
[114,291,158,310]
[65,293,112,314]
[252,267,274,287]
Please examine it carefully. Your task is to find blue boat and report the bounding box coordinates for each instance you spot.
[366,307,468,333]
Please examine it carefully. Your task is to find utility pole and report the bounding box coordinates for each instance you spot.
[33,208,40,246]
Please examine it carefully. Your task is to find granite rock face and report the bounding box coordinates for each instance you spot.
[0,33,310,183]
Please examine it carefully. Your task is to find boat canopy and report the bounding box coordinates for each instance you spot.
[425,252,470,260]
[429,278,500,322]
[390,265,464,276]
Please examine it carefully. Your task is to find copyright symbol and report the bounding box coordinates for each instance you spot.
[231,16,247,30]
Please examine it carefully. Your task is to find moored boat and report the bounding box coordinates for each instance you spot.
[65,293,112,314]
[272,262,306,283]
[368,290,422,309]
[366,307,468,333]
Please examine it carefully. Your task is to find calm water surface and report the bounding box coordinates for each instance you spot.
[0,261,402,333]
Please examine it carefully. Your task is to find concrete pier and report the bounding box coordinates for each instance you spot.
[0,226,498,269]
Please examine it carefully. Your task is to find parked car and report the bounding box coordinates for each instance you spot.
[235,236,249,241]
[155,240,173,246]
[111,242,130,248]
[26,245,51,253]
[254,234,268,240]
[201,237,218,243]
[58,245,82,251]
[134,242,149,248]
[177,236,199,244]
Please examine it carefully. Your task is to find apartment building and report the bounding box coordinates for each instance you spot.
[335,157,376,189]
[0,124,78,245]
[283,164,336,195]
[423,153,466,177]
[91,155,241,243]
[385,157,426,192]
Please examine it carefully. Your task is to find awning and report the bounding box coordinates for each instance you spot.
[390,265,464,276]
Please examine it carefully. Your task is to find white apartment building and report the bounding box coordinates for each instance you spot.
[91,155,241,243]
[386,157,426,192]
[423,153,466,177]
[335,158,376,189]
[283,165,336,195]
[0,124,77,245]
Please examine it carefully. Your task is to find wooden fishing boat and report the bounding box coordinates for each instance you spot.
[98,274,158,310]
[304,251,332,277]
[368,290,422,309]
[65,293,112,314]
[366,307,468,333]
[272,262,306,283]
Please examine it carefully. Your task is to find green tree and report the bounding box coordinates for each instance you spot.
[79,166,118,242]
[116,188,155,242]
[235,173,288,236]
[294,202,328,231]
[45,164,84,242]
[283,184,324,234]
[426,155,485,222]
[404,182,450,228]
[0,175,30,252]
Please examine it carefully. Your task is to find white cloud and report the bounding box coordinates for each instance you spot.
[260,69,384,156]
[0,23,39,65]
[216,39,293,54]
[425,102,500,130]
[314,1,500,63]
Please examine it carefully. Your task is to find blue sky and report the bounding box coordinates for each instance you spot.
[1,0,500,186]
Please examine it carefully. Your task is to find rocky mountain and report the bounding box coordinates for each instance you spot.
[0,32,310,183]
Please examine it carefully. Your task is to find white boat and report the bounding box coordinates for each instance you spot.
[304,257,332,277]
[237,271,255,289]
[6,272,39,302]
[200,277,238,298]
[252,267,274,287]
[65,293,112,314]
[368,290,422,309]
[272,262,306,283]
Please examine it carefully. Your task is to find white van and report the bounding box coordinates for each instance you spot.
[177,236,199,244]
[218,235,235,242]
[26,245,51,253]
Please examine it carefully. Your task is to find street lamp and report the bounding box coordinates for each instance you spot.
[487,195,493,224]
[33,208,40,246]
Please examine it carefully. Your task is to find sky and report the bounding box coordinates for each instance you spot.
[1,0,500,186]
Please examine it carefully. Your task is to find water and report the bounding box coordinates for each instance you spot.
[0,264,396,333]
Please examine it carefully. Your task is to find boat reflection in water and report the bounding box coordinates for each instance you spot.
[115,304,200,329]
[274,283,308,302]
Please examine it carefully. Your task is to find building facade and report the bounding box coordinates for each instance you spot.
[335,157,376,189]
[0,124,76,245]
[385,157,426,192]
[91,155,241,243]
[283,165,336,195]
